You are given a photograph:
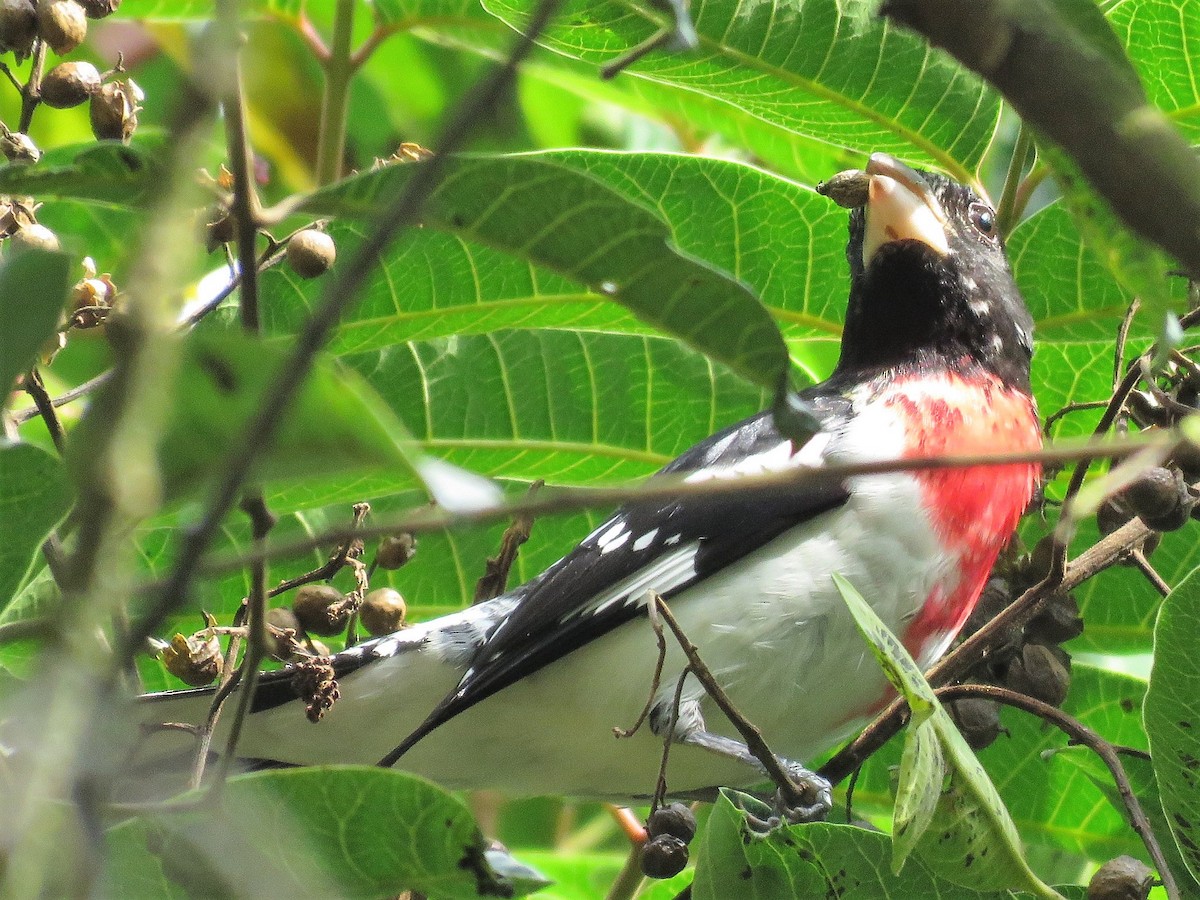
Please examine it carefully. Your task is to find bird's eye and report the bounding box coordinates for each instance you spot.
[969,202,997,239]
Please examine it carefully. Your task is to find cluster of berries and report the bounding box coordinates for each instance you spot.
[640,802,697,879]
[160,533,415,687]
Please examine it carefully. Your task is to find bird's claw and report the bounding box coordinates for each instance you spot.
[744,764,832,834]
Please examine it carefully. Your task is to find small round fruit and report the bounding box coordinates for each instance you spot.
[359,587,406,636]
[0,0,36,57]
[640,834,689,879]
[37,0,87,54]
[1122,466,1194,532]
[90,79,142,142]
[946,696,1003,751]
[376,533,416,570]
[292,584,350,636]
[286,229,336,278]
[646,803,697,844]
[1087,855,1154,900]
[1027,592,1084,645]
[1005,642,1071,707]
[265,606,302,660]
[41,60,100,108]
[10,224,61,252]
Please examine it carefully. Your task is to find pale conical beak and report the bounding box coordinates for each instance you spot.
[862,153,949,266]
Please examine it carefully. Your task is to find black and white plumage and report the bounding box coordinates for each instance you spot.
[140,154,1041,802]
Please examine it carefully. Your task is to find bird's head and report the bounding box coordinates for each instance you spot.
[835,153,1034,393]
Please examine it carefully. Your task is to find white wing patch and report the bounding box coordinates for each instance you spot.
[632,529,658,552]
[595,520,629,548]
[567,542,701,619]
[682,433,831,484]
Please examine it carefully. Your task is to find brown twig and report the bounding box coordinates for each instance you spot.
[18,40,46,133]
[1129,549,1172,597]
[163,430,1180,588]
[936,683,1179,900]
[474,480,542,601]
[614,593,668,739]
[652,595,809,810]
[652,666,693,811]
[22,367,65,454]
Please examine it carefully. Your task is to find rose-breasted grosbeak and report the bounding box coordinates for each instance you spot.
[141,154,1041,812]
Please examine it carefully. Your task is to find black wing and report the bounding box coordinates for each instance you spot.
[385,391,854,761]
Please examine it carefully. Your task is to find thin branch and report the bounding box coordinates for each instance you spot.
[22,367,65,454]
[1129,549,1172,597]
[18,40,46,133]
[936,684,1179,900]
[653,595,810,810]
[614,593,668,740]
[313,0,355,185]
[349,23,401,70]
[155,429,1181,589]
[474,480,542,602]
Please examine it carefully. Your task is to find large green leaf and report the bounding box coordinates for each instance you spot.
[300,153,792,388]
[1104,0,1200,145]
[0,445,71,611]
[0,138,167,207]
[483,0,1000,178]
[1145,569,1200,886]
[0,250,72,406]
[104,767,548,898]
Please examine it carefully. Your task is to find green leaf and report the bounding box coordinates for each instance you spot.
[105,767,548,898]
[0,444,71,610]
[68,328,423,504]
[0,249,72,405]
[1145,568,1200,886]
[834,574,1059,897]
[481,0,1000,177]
[0,138,167,207]
[301,153,790,389]
[692,792,1015,898]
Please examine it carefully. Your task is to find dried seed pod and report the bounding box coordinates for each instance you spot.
[1122,466,1194,531]
[640,834,689,879]
[292,583,350,636]
[265,606,303,661]
[376,533,416,570]
[359,587,407,637]
[1027,592,1084,645]
[1005,641,1071,707]
[285,229,336,278]
[204,208,234,251]
[90,78,143,142]
[37,0,87,54]
[646,803,697,844]
[161,631,223,687]
[10,223,60,252]
[1087,855,1154,900]
[817,169,870,208]
[0,0,36,58]
[0,129,38,163]
[75,0,120,17]
[40,60,101,108]
[946,696,1003,751]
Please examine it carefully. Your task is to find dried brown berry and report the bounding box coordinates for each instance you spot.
[286,229,336,278]
[946,696,1003,751]
[1087,855,1154,900]
[376,533,416,570]
[0,0,36,58]
[75,0,120,17]
[89,78,142,142]
[0,128,38,163]
[204,209,234,250]
[1005,641,1071,707]
[640,834,689,879]
[1027,592,1084,645]
[40,60,100,108]
[359,587,406,637]
[1122,466,1194,532]
[292,583,350,636]
[265,606,303,661]
[646,803,697,844]
[37,0,87,54]
[161,631,223,687]
[10,223,60,252]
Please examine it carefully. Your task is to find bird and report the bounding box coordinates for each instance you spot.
[138,153,1042,813]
